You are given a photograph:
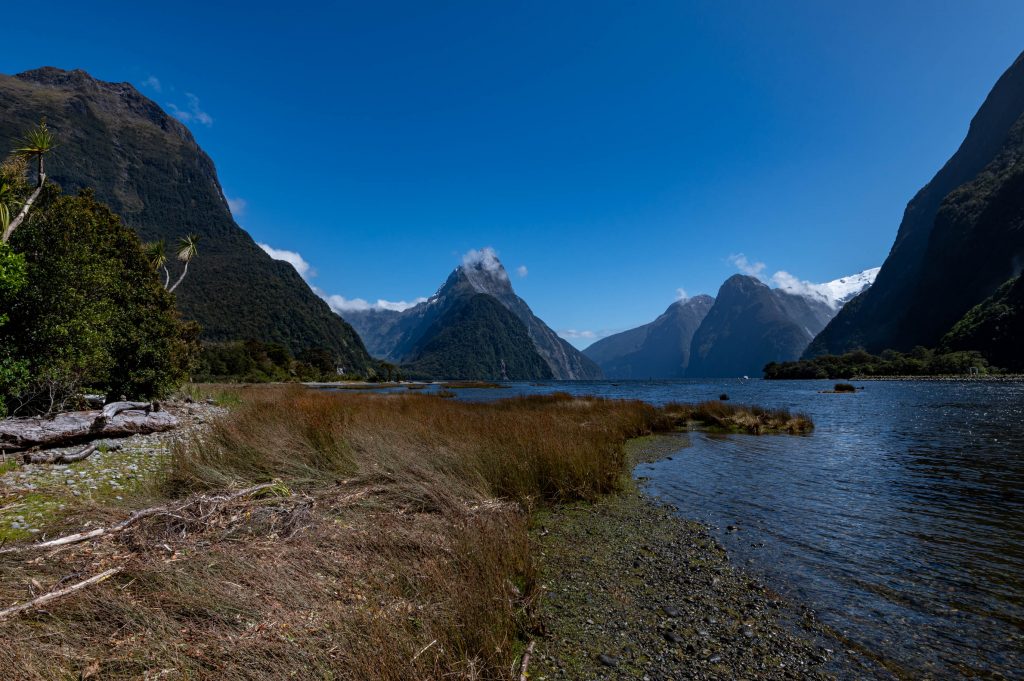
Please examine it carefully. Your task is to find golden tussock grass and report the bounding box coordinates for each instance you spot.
[0,387,809,679]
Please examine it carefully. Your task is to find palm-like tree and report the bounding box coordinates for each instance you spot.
[15,119,56,188]
[144,240,171,289]
[168,233,199,293]
[2,121,57,243]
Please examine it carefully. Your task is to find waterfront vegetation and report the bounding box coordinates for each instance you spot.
[764,347,996,380]
[0,386,812,679]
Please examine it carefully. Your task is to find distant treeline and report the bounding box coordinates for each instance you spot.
[194,341,404,383]
[195,341,344,383]
[764,347,996,380]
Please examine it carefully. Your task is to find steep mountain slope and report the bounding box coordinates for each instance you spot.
[687,275,835,377]
[403,294,553,380]
[343,251,602,379]
[0,67,371,370]
[940,275,1024,371]
[808,50,1024,356]
[583,295,714,378]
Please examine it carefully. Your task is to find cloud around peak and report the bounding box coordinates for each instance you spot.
[258,243,315,280]
[726,252,879,308]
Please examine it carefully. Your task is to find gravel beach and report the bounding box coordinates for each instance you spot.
[530,434,848,681]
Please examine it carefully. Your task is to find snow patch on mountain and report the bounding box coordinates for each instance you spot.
[772,267,880,310]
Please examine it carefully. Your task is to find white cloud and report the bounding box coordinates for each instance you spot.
[558,329,597,340]
[142,75,161,92]
[462,246,507,276]
[226,196,247,217]
[320,293,427,313]
[258,243,315,280]
[168,93,213,127]
[727,253,766,278]
[675,287,689,301]
[771,267,880,309]
[259,241,427,313]
[516,265,528,278]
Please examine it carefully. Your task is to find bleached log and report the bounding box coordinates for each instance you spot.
[0,567,122,623]
[0,405,176,452]
[0,482,280,555]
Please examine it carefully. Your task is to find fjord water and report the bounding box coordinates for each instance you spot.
[433,379,1024,678]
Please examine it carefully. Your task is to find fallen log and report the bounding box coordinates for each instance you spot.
[0,482,281,555]
[22,443,98,465]
[0,567,122,623]
[0,404,176,452]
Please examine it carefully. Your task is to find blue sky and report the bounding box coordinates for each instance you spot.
[4,1,1024,347]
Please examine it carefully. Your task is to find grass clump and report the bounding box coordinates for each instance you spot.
[663,400,814,435]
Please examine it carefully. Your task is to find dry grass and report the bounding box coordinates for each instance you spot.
[663,400,814,435]
[0,387,810,679]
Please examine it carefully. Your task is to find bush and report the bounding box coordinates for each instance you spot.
[1,188,197,413]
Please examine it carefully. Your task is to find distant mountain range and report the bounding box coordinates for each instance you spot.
[585,269,877,378]
[343,250,602,379]
[807,49,1024,361]
[0,67,372,371]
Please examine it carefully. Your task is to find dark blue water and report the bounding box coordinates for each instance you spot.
[331,379,1024,677]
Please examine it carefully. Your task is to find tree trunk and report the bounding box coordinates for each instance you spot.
[1,177,45,243]
[0,404,177,452]
[168,260,189,293]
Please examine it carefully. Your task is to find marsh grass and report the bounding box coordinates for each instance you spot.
[0,387,810,679]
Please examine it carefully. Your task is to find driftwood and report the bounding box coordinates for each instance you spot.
[22,443,98,465]
[0,402,175,452]
[0,482,280,556]
[0,567,122,623]
[519,641,535,681]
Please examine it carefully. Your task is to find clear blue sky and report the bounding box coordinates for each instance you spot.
[4,1,1023,346]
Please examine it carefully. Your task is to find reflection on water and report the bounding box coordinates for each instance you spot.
[329,379,1024,677]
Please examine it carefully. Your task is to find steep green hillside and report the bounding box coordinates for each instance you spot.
[941,275,1024,371]
[0,67,371,371]
[404,294,553,380]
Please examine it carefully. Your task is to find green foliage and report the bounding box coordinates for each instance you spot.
[940,275,1024,372]
[764,346,994,379]
[0,242,28,416]
[194,340,346,383]
[1,188,197,413]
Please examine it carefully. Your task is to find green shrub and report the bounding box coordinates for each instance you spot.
[1,188,197,413]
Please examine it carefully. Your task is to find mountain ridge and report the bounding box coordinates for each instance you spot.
[0,66,373,371]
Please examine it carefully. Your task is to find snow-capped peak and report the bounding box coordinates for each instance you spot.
[773,267,880,310]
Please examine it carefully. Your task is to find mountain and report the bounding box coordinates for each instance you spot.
[687,275,836,377]
[808,50,1024,357]
[343,250,602,379]
[0,67,372,371]
[583,295,714,378]
[402,294,553,380]
[940,275,1024,371]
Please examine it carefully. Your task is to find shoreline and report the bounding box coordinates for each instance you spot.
[530,434,886,680]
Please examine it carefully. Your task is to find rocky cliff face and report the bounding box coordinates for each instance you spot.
[343,251,602,379]
[808,50,1024,357]
[687,275,835,377]
[0,67,372,370]
[583,295,714,378]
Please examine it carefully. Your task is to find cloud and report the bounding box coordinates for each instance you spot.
[259,241,427,313]
[675,287,689,301]
[558,329,597,340]
[168,93,213,127]
[142,75,161,92]
[258,243,315,280]
[226,196,247,217]
[320,293,427,314]
[462,246,507,276]
[516,265,528,278]
[727,253,766,278]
